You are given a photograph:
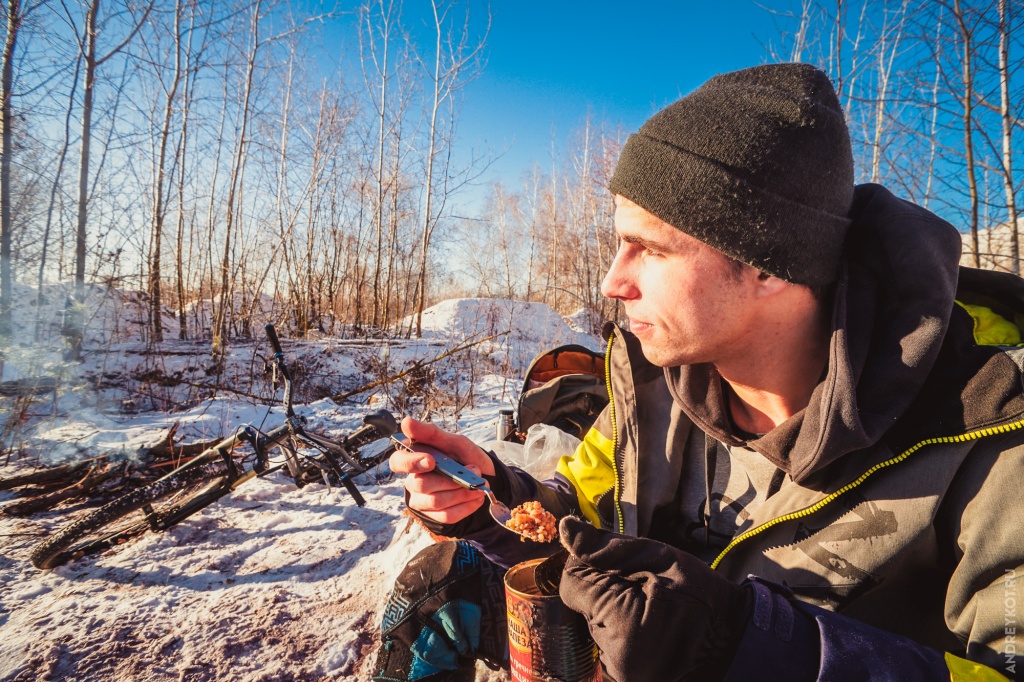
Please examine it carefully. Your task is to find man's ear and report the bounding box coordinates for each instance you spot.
[753,271,791,297]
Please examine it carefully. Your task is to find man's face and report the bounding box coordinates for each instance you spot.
[601,197,758,368]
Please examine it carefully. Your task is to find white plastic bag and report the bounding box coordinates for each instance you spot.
[484,423,582,480]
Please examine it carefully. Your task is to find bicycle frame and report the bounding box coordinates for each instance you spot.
[137,421,287,532]
[139,323,394,531]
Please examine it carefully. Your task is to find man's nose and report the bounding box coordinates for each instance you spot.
[601,254,639,301]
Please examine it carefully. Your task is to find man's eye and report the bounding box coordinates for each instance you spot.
[618,238,661,257]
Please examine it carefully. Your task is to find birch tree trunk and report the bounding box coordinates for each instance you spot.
[69,0,152,359]
[174,6,199,340]
[998,0,1018,274]
[212,0,262,365]
[363,0,393,329]
[74,0,99,298]
[274,45,297,329]
[202,61,230,339]
[0,0,21,341]
[413,1,444,338]
[923,12,943,209]
[36,55,82,341]
[148,0,185,343]
[413,0,486,337]
[952,0,980,268]
[870,1,906,183]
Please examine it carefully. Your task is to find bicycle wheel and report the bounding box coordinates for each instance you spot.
[30,459,231,569]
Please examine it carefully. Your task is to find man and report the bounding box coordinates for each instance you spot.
[373,63,1024,681]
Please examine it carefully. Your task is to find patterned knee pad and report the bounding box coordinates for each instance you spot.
[373,541,508,681]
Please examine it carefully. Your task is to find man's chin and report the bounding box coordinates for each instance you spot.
[635,341,675,368]
[632,335,697,367]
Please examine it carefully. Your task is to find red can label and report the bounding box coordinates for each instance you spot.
[507,602,535,681]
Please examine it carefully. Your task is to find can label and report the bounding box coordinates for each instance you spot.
[506,598,537,681]
[508,610,531,654]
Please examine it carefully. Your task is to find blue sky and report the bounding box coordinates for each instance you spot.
[321,1,791,205]
[453,1,783,191]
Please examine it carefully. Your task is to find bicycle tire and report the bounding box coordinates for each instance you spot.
[30,459,231,569]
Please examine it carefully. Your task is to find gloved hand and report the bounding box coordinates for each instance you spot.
[558,516,753,682]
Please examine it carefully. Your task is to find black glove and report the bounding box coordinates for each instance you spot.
[558,516,753,682]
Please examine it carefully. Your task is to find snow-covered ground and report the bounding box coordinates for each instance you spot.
[0,288,601,681]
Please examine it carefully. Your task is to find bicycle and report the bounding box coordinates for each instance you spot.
[30,323,399,570]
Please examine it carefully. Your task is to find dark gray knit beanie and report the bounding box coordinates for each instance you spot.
[609,62,855,286]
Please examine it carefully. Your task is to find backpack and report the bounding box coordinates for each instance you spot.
[511,344,609,442]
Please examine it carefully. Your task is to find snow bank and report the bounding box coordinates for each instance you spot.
[410,298,602,373]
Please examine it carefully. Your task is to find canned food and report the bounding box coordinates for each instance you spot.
[504,557,601,682]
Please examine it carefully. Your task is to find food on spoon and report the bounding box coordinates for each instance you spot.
[505,501,557,543]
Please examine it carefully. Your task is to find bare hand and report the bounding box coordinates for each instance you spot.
[390,417,495,525]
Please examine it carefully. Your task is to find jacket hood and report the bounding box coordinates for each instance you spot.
[667,183,967,482]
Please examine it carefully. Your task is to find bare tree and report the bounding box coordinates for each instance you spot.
[0,0,18,343]
[63,0,152,359]
[996,0,1018,272]
[763,1,1024,274]
[923,9,945,208]
[208,1,329,359]
[34,52,81,341]
[145,0,187,343]
[411,0,487,337]
[0,0,46,341]
[211,0,262,363]
[359,0,421,331]
[519,165,547,302]
[952,0,982,267]
[172,1,208,340]
[869,0,908,183]
[360,0,398,330]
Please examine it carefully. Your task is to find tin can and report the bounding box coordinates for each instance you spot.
[504,558,601,682]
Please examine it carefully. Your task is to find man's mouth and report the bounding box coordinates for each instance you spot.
[628,319,653,334]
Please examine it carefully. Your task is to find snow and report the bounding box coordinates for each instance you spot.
[0,291,599,681]
[410,298,602,373]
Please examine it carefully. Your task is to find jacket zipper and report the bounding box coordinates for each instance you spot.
[710,418,1024,570]
[604,333,624,534]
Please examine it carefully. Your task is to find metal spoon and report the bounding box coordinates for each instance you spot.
[391,437,517,534]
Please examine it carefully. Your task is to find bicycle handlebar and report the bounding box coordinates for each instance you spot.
[265,323,284,355]
[258,322,395,501]
[264,323,294,417]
